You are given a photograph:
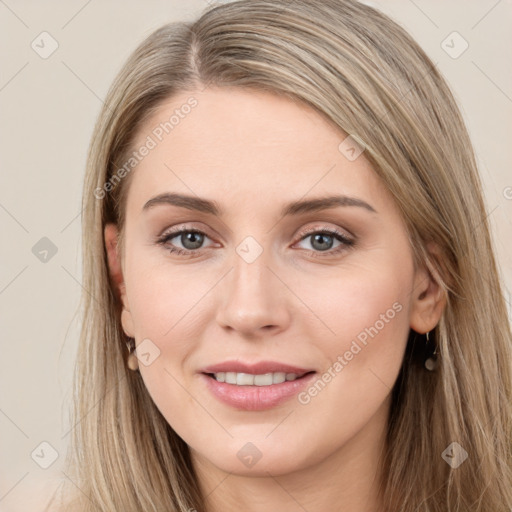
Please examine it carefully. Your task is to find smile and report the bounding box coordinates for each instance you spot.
[201,371,316,411]
[209,371,307,385]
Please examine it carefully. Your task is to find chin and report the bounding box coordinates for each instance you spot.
[212,452,306,477]
[195,435,317,477]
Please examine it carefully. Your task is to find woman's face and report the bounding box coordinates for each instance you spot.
[106,87,439,478]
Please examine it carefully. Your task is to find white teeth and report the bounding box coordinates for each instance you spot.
[237,372,257,385]
[213,372,300,386]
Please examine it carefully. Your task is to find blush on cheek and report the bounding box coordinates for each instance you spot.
[321,276,405,344]
[138,365,182,414]
[128,266,207,337]
[315,279,408,385]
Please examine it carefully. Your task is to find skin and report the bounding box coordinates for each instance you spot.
[105,87,445,512]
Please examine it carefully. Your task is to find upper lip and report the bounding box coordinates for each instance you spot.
[201,360,315,377]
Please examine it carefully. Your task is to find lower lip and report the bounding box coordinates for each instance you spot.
[200,372,316,411]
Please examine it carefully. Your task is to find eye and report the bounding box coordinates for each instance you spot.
[156,225,355,258]
[293,227,355,257]
[156,228,214,257]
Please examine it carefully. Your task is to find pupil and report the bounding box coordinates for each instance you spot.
[312,234,333,251]
[182,232,203,250]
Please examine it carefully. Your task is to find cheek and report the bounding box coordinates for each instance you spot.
[294,257,412,416]
[295,253,413,375]
[124,250,213,340]
[324,267,409,352]
[124,255,208,429]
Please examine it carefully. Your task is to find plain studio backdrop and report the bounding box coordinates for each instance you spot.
[0,0,511,510]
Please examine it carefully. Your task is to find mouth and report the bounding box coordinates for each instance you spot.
[202,370,316,386]
[199,370,317,411]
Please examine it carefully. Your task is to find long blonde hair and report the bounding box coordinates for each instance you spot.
[55,1,512,510]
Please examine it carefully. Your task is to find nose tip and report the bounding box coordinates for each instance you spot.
[215,256,291,337]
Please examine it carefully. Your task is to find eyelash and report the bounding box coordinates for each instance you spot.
[156,226,355,259]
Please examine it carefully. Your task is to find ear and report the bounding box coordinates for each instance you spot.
[104,223,134,338]
[409,244,447,334]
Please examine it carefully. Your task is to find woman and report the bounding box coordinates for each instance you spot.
[54,0,512,510]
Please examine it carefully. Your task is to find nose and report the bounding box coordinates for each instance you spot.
[215,247,291,337]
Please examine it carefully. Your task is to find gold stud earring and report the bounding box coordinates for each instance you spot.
[126,338,139,371]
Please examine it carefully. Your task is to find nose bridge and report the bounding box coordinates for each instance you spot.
[215,235,290,334]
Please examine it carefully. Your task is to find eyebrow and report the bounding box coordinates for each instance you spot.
[142,192,377,216]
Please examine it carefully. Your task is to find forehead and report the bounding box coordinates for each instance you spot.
[125,87,387,215]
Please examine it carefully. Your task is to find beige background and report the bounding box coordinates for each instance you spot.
[0,0,511,510]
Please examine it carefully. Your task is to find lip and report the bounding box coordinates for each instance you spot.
[200,360,314,376]
[200,370,317,411]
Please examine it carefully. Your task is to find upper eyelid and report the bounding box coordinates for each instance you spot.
[158,224,354,246]
[159,222,352,236]
[158,224,213,241]
[296,224,354,239]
